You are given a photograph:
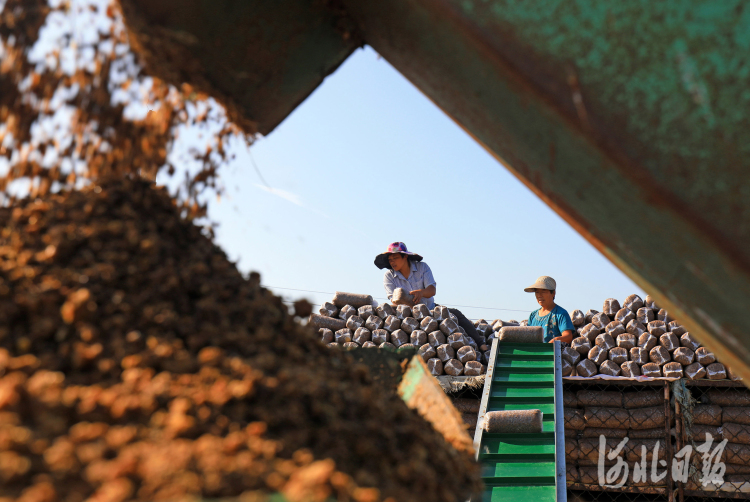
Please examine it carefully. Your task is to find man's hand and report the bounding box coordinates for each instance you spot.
[480,344,489,352]
[410,289,424,305]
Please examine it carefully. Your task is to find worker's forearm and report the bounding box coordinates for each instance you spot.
[422,285,436,298]
[551,330,575,344]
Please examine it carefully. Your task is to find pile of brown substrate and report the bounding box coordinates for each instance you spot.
[0,178,480,502]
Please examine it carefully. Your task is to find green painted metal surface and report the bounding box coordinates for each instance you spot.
[483,485,557,502]
[494,371,556,383]
[481,460,556,479]
[474,342,562,501]
[496,359,555,370]
[397,351,426,402]
[491,387,555,399]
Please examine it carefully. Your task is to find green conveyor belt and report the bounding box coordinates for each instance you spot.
[473,340,566,502]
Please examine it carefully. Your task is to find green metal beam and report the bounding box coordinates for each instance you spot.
[126,0,360,134]
[339,0,750,380]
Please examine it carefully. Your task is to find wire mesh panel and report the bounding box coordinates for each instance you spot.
[564,380,673,502]
[676,380,750,500]
[450,390,483,439]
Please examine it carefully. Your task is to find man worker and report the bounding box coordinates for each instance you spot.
[524,275,575,344]
[374,242,487,351]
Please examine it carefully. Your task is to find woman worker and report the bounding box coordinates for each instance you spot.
[374,242,488,351]
[524,275,576,344]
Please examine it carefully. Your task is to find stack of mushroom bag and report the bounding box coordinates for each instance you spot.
[562,294,740,380]
[685,388,750,490]
[564,388,672,487]
[312,293,487,377]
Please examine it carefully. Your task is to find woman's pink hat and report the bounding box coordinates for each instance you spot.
[374,242,424,270]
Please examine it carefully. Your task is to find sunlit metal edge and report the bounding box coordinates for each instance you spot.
[553,341,566,502]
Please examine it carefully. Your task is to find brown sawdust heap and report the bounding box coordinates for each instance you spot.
[117,0,257,135]
[0,177,480,502]
[0,0,247,217]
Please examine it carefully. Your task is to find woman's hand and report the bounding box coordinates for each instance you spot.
[392,297,415,307]
[410,289,424,305]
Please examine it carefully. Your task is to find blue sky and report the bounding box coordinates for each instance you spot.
[204,46,645,321]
